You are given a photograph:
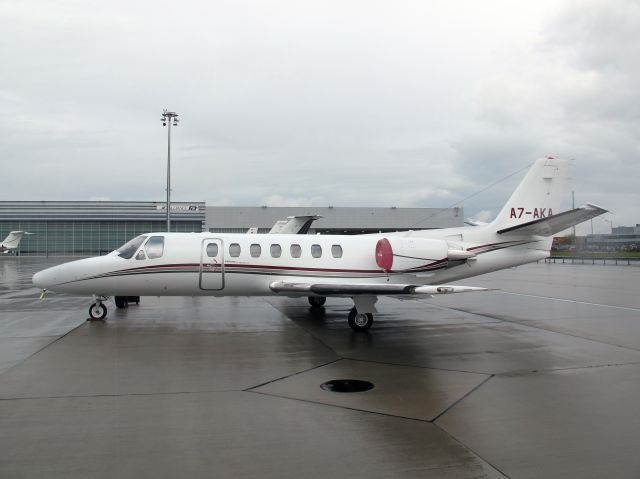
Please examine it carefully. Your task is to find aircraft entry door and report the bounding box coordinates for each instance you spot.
[199,239,224,290]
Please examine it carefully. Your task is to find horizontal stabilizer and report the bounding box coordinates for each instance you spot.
[497,204,607,236]
[269,281,489,296]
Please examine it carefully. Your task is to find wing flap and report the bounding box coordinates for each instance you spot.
[269,281,488,296]
[497,204,607,236]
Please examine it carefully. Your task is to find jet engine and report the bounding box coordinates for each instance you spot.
[375,237,475,271]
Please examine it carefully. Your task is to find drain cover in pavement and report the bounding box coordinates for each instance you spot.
[320,379,374,393]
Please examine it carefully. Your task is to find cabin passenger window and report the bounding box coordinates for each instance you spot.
[331,245,343,258]
[250,244,261,258]
[311,244,322,258]
[290,244,302,258]
[229,243,241,257]
[270,244,282,258]
[206,243,218,257]
[136,250,147,260]
[116,235,147,259]
[145,236,164,259]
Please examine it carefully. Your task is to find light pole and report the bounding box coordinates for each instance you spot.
[161,109,179,231]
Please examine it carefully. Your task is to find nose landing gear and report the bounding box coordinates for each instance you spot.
[88,296,109,321]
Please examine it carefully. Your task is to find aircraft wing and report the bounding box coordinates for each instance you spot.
[269,281,488,296]
[497,203,608,236]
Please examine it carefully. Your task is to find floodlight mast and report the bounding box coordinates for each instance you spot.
[161,109,179,231]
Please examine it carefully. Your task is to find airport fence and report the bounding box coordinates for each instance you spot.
[545,256,640,266]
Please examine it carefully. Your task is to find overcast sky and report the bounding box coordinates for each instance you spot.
[1,0,638,233]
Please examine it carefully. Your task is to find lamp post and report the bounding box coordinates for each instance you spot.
[161,109,179,231]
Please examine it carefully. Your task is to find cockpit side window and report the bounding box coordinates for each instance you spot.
[117,235,147,259]
[145,236,164,259]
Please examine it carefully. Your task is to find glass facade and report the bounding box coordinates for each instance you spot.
[0,201,205,256]
[0,220,202,256]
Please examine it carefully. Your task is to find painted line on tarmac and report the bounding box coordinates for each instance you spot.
[497,291,640,312]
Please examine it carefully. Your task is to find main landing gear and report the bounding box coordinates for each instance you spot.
[305,296,377,332]
[114,296,141,309]
[347,296,377,332]
[308,296,326,308]
[348,307,374,332]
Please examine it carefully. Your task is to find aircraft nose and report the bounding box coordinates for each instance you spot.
[33,268,57,289]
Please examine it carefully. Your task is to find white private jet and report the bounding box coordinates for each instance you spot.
[33,158,606,331]
[245,215,322,234]
[269,215,322,234]
[1,231,32,254]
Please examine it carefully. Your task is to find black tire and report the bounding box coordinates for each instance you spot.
[348,307,373,332]
[308,296,327,307]
[115,296,129,309]
[127,296,140,305]
[89,303,107,320]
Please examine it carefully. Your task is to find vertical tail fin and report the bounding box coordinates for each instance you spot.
[490,158,570,232]
[1,231,29,250]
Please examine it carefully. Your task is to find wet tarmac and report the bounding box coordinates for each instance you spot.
[1,257,639,478]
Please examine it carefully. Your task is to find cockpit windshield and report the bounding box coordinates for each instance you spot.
[116,235,147,259]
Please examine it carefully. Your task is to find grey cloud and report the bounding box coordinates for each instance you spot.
[0,1,637,234]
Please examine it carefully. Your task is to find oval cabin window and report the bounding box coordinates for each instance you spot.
[206,243,218,257]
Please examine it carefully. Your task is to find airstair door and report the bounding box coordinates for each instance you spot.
[199,239,224,290]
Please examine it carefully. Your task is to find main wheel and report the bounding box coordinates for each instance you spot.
[89,303,107,320]
[115,296,129,309]
[308,296,327,307]
[348,307,373,332]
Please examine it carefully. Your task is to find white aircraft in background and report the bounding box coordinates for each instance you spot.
[1,231,32,254]
[33,158,606,331]
[246,215,322,234]
[269,215,322,234]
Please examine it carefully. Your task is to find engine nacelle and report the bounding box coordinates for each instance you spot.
[375,237,475,272]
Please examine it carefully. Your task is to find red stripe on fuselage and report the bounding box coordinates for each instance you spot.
[108,260,447,276]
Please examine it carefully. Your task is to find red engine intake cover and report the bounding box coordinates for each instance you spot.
[375,238,393,271]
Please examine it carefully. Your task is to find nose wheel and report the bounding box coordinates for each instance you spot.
[88,296,108,321]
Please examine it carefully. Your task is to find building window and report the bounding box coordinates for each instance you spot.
[270,244,282,258]
[229,243,241,257]
[206,243,218,257]
[290,244,302,258]
[250,244,261,258]
[331,245,343,258]
[145,236,164,259]
[311,244,322,258]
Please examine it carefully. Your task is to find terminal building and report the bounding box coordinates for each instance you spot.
[0,201,206,256]
[0,201,463,256]
[585,225,640,251]
[206,206,462,235]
